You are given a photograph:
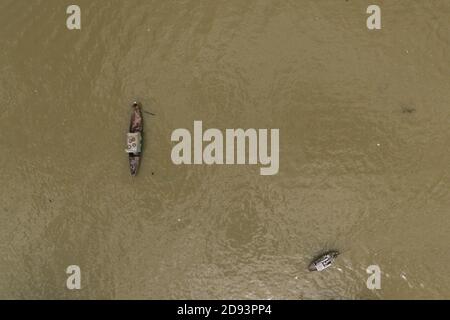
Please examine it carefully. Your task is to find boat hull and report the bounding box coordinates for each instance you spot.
[129,155,140,176]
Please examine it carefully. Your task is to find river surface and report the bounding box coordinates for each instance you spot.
[0,0,449,299]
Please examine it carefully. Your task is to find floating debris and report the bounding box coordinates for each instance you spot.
[401,106,416,114]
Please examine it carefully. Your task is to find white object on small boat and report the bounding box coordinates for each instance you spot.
[125,132,142,153]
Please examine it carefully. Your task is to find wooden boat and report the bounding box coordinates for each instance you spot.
[308,251,339,272]
[125,102,143,176]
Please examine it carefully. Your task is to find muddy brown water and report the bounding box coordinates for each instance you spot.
[0,0,449,299]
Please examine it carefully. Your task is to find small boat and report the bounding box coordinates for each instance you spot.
[125,102,143,176]
[308,251,340,272]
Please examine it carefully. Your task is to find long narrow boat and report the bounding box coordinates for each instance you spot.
[125,102,143,176]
